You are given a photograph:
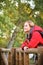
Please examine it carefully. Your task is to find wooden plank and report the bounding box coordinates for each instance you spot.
[1,48,10,52]
[8,52,12,65]
[16,52,19,65]
[16,48,38,54]
[19,52,24,65]
[11,48,17,65]
[0,47,43,65]
[24,52,29,65]
[38,47,43,65]
[1,53,8,65]
[0,49,2,65]
[38,53,43,65]
[0,49,8,65]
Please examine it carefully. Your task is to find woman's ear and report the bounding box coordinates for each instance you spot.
[29,20,34,27]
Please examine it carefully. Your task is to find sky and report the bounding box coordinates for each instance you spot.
[21,0,35,9]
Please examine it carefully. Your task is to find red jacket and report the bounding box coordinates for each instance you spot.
[21,25,43,49]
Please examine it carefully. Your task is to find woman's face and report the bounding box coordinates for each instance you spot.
[24,22,30,33]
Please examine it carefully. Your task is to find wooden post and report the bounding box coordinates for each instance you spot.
[19,52,24,65]
[16,52,19,65]
[8,52,12,65]
[38,53,43,65]
[24,52,29,65]
[38,47,43,65]
[0,49,2,65]
[0,49,6,65]
[1,53,8,65]
[11,48,17,65]
[1,47,43,65]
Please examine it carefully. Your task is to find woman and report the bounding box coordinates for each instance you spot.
[21,20,43,64]
[21,20,43,50]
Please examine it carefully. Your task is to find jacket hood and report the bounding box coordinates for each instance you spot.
[34,25,43,31]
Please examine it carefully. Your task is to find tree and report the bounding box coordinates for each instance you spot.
[0,0,43,47]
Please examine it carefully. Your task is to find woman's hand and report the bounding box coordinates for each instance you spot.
[24,46,28,50]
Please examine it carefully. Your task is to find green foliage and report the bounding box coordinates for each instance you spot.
[13,28,25,47]
[0,0,43,47]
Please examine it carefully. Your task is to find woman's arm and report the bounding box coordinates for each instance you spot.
[28,31,42,48]
[21,39,29,50]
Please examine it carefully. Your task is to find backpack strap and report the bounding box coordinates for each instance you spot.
[35,30,43,38]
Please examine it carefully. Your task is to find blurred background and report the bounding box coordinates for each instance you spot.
[0,0,43,48]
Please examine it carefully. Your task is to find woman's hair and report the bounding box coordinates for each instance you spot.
[25,20,35,27]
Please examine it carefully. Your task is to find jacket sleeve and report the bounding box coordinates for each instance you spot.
[21,39,29,49]
[28,31,42,48]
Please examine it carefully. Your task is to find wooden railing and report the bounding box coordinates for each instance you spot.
[0,47,43,65]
